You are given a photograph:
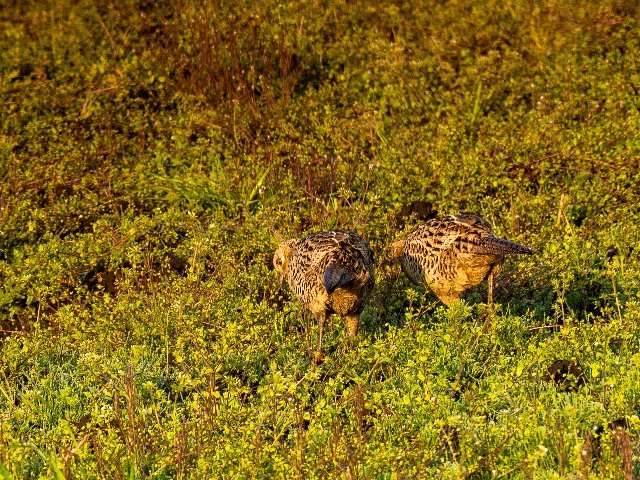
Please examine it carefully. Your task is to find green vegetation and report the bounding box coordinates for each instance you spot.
[1,0,639,477]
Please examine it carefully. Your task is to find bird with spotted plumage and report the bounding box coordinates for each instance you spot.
[389,214,536,306]
[273,230,375,357]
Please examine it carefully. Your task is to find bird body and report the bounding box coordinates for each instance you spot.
[390,214,535,305]
[274,230,375,351]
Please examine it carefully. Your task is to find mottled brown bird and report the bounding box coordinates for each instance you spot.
[390,214,536,306]
[273,230,375,355]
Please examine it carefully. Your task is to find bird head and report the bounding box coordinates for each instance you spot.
[273,239,297,284]
[387,239,406,265]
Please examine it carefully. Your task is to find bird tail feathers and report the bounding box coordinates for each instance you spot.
[324,265,355,294]
[477,237,537,255]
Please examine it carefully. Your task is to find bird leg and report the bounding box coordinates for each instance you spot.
[484,265,501,330]
[488,270,494,306]
[314,311,327,363]
[346,314,359,340]
[487,262,502,306]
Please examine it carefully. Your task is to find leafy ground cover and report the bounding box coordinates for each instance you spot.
[1,0,639,477]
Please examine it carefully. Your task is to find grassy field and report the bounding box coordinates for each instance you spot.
[1,0,640,477]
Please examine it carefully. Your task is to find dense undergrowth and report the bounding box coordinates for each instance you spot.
[1,0,640,477]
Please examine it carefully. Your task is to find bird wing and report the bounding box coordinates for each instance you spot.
[404,215,493,257]
[299,231,373,281]
[406,217,463,254]
[442,215,494,254]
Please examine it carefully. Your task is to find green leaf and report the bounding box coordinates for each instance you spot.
[0,462,11,480]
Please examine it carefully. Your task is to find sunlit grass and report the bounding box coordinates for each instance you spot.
[1,0,639,477]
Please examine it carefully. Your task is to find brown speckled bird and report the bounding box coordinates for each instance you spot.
[273,230,375,354]
[390,214,536,306]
